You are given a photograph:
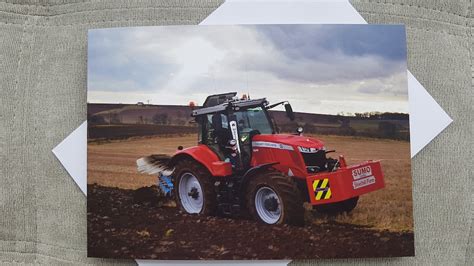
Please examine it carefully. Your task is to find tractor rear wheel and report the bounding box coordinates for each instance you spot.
[314,197,359,214]
[173,159,217,215]
[246,171,304,226]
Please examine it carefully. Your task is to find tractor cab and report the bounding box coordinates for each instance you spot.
[192,92,294,172]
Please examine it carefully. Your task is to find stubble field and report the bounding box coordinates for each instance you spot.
[88,134,413,231]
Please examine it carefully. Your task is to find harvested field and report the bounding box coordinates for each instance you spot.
[88,134,413,231]
[87,134,414,259]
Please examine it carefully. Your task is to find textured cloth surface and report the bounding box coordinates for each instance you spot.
[0,0,472,265]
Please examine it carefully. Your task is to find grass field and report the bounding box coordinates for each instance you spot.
[88,134,413,232]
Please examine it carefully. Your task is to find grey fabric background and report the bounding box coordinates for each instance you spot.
[0,0,472,265]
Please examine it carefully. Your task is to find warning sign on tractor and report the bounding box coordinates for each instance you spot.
[312,178,332,200]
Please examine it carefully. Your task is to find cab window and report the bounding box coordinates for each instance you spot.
[235,107,273,135]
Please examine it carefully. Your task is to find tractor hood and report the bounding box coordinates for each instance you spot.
[252,134,325,151]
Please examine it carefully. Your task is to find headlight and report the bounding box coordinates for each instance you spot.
[298,146,320,153]
[298,146,311,153]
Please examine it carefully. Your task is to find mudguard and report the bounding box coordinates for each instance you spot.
[243,162,279,179]
[171,144,232,177]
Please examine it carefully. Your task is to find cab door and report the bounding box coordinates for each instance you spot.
[198,113,231,161]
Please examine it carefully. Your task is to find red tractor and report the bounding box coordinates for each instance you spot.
[137,92,384,225]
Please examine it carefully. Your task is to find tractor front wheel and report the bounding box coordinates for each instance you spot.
[173,159,217,215]
[246,171,304,226]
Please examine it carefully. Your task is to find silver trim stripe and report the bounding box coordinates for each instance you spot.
[229,121,241,153]
[252,141,294,151]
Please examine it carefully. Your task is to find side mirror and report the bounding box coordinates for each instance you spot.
[284,103,295,121]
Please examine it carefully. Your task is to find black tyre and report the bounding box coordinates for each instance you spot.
[314,197,359,214]
[173,159,217,215]
[246,171,304,226]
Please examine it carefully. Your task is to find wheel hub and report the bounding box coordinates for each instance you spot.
[264,197,278,212]
[178,172,204,214]
[188,187,199,199]
[255,186,282,224]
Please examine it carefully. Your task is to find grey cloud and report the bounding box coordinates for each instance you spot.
[357,71,408,96]
[87,25,408,113]
[255,24,406,61]
[358,83,382,94]
[228,25,407,85]
[88,28,181,92]
[232,49,405,85]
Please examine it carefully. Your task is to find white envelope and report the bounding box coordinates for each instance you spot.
[52,0,452,265]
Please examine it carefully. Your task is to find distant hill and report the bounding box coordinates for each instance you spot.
[87,103,409,141]
[88,103,130,115]
[89,104,192,125]
[88,103,350,125]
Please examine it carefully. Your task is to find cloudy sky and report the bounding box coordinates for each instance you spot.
[88,25,408,115]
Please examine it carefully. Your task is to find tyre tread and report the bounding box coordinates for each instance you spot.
[173,158,217,215]
[246,171,304,226]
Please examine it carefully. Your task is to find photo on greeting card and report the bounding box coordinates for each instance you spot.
[86,24,414,259]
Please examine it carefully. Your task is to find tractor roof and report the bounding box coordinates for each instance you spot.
[202,92,237,107]
[192,94,268,117]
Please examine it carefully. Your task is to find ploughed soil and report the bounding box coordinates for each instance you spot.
[88,134,414,232]
[87,184,414,260]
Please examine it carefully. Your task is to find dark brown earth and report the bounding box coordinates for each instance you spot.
[87,184,414,260]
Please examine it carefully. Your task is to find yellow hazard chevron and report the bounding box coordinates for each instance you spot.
[312,178,332,200]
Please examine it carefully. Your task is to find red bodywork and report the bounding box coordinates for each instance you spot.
[174,145,233,177]
[174,134,384,205]
[305,160,384,204]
